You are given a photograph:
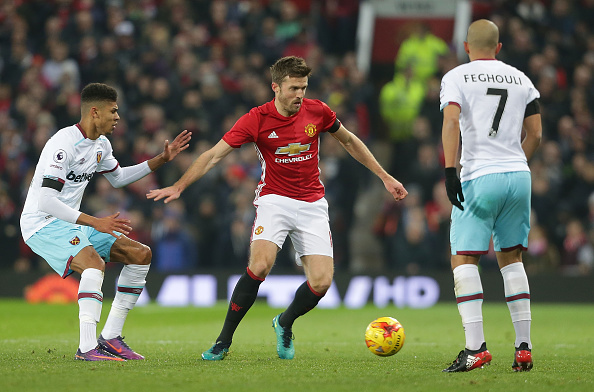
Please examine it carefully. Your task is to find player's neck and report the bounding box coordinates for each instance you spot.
[469,51,497,61]
[78,118,100,140]
[273,99,298,118]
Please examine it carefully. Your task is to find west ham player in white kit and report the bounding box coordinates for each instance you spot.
[21,83,191,361]
[147,56,408,360]
[440,20,542,372]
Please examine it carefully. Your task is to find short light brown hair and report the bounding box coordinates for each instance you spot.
[270,56,312,85]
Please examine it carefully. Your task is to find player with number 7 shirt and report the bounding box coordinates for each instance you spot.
[439,19,542,372]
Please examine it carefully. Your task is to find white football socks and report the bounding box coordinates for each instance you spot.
[78,268,104,353]
[501,262,532,349]
[101,264,150,340]
[453,264,485,351]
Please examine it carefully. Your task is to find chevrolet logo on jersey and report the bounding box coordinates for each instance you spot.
[275,143,311,156]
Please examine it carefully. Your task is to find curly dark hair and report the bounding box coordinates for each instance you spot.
[81,83,118,104]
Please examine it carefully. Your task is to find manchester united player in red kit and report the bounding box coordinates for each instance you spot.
[147,56,408,360]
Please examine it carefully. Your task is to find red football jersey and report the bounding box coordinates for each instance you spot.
[223,98,339,202]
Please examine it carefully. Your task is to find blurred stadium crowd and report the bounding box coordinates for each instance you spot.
[0,0,592,276]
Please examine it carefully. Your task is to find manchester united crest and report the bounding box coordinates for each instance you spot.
[96,151,102,163]
[254,226,264,235]
[304,123,316,137]
[69,236,81,245]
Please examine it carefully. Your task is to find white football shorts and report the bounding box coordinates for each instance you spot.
[251,194,333,258]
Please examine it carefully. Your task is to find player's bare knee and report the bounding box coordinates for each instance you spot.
[135,244,152,265]
[248,260,272,278]
[310,278,332,295]
[123,243,151,265]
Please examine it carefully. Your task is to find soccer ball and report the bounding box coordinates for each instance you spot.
[365,316,405,357]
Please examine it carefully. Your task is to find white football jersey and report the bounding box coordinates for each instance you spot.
[440,59,540,181]
[20,124,118,241]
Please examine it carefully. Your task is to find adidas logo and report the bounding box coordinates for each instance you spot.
[268,131,279,138]
[466,355,480,369]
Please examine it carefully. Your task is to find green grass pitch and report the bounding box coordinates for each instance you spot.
[0,300,592,392]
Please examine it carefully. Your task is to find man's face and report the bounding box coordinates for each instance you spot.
[273,76,308,116]
[94,101,120,136]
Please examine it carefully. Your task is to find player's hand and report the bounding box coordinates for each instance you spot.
[93,212,132,238]
[146,186,182,204]
[384,176,408,201]
[162,130,192,163]
[444,167,464,210]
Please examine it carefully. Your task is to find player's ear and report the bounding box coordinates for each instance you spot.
[495,42,502,55]
[271,82,279,94]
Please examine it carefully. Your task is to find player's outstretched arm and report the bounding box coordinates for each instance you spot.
[147,139,234,204]
[103,130,192,188]
[77,212,132,238]
[147,129,192,171]
[38,185,132,238]
[331,125,407,201]
[38,186,130,237]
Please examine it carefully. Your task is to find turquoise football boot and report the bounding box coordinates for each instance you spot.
[201,341,230,361]
[272,314,295,359]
